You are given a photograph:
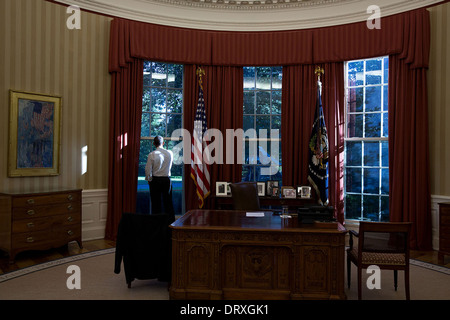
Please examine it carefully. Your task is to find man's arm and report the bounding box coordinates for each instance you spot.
[145,153,153,181]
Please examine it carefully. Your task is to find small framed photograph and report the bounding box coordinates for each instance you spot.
[282,186,297,199]
[300,186,312,198]
[216,181,228,196]
[226,183,231,196]
[272,187,279,197]
[257,182,266,196]
[266,180,279,197]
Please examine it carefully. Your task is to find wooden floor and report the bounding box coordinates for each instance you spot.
[1,239,449,275]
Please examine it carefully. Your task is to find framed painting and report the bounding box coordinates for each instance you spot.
[8,90,61,177]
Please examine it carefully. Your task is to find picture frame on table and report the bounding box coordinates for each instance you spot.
[8,90,61,177]
[266,180,279,197]
[216,181,228,196]
[282,186,297,199]
[299,186,312,198]
[257,182,266,196]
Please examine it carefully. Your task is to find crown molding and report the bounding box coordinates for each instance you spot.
[54,0,443,31]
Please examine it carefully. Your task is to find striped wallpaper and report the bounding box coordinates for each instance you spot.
[0,0,449,198]
[428,3,450,197]
[0,0,111,193]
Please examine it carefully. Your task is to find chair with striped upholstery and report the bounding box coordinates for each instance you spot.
[347,221,412,300]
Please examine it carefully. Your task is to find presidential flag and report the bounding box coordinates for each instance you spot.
[307,84,329,206]
[190,69,211,208]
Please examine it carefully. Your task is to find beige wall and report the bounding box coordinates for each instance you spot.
[428,3,450,197]
[0,0,449,199]
[0,0,111,193]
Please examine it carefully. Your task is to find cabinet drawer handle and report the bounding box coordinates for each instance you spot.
[67,230,74,236]
[67,194,73,201]
[27,222,35,228]
[67,216,73,222]
[27,209,35,215]
[26,237,35,243]
[27,199,35,204]
[67,205,73,211]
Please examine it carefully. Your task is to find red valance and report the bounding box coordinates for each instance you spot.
[108,8,429,71]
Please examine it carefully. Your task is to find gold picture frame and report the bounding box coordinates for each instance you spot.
[8,90,61,177]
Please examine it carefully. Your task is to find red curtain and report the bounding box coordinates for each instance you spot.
[183,65,244,211]
[389,54,432,250]
[282,63,345,223]
[105,58,143,240]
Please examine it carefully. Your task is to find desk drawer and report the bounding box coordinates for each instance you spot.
[11,192,81,207]
[12,202,80,220]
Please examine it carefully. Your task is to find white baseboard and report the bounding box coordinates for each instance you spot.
[81,189,108,241]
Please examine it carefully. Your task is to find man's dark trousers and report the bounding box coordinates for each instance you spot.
[149,176,175,220]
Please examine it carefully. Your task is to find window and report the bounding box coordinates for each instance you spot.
[344,57,389,222]
[242,66,282,183]
[138,61,184,215]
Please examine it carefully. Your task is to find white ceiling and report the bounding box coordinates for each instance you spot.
[56,0,443,31]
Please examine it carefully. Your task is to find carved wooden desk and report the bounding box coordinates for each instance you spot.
[169,209,346,300]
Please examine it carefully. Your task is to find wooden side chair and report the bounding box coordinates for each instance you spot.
[347,221,412,300]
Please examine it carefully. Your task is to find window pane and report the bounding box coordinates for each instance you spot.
[142,88,151,112]
[272,67,282,89]
[272,115,281,131]
[143,62,152,86]
[380,196,389,221]
[364,113,381,137]
[256,115,270,132]
[244,91,255,114]
[272,90,282,114]
[365,86,381,112]
[244,67,255,90]
[382,112,388,137]
[256,67,271,90]
[242,165,255,181]
[348,61,364,87]
[256,91,270,114]
[383,57,389,84]
[150,113,166,137]
[167,90,182,113]
[346,168,362,193]
[151,62,167,87]
[151,88,166,113]
[348,87,363,112]
[347,113,363,138]
[167,114,182,136]
[167,64,183,88]
[381,141,389,167]
[243,115,254,132]
[363,142,380,167]
[383,85,388,111]
[141,113,150,137]
[363,195,379,221]
[345,194,362,219]
[365,58,382,85]
[346,141,362,166]
[381,168,389,195]
[363,168,379,194]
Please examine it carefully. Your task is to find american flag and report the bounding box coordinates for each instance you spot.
[190,70,211,208]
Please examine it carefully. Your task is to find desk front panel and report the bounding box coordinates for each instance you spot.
[170,210,346,300]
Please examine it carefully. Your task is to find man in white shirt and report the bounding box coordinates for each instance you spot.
[145,136,175,220]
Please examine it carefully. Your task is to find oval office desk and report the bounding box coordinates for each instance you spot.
[169,209,347,300]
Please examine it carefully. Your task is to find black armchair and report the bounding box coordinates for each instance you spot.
[114,212,173,287]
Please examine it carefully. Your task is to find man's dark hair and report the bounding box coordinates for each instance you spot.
[153,136,164,147]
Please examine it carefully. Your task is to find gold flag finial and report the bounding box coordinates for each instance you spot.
[196,67,205,89]
[315,66,324,82]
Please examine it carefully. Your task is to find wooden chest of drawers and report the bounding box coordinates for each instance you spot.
[438,202,450,264]
[0,189,82,263]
